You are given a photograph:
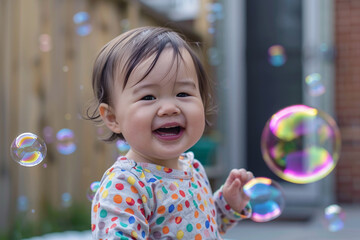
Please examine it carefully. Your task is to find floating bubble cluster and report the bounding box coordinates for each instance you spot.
[268,45,286,67]
[87,181,100,202]
[243,177,285,222]
[324,204,345,232]
[73,11,92,36]
[261,105,341,184]
[10,133,47,167]
[305,73,326,97]
[56,128,76,155]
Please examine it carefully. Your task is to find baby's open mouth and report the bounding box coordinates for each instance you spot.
[154,126,182,136]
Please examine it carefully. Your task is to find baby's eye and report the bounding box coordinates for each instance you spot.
[177,92,190,97]
[141,95,156,101]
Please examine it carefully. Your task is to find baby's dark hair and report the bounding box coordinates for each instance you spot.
[86,26,215,141]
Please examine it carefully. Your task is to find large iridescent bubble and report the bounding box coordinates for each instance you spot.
[243,177,285,222]
[261,105,341,184]
[10,133,47,167]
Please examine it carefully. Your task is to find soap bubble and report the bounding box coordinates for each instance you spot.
[261,105,341,184]
[87,181,100,202]
[10,133,47,167]
[268,45,286,67]
[324,204,345,232]
[116,140,130,155]
[73,12,89,24]
[76,24,92,36]
[56,128,76,155]
[243,177,285,222]
[61,192,72,208]
[305,73,326,97]
[73,12,92,36]
[17,196,28,212]
[38,34,52,52]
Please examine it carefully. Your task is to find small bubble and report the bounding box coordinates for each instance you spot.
[10,133,47,167]
[324,204,345,232]
[87,181,100,202]
[61,192,72,207]
[56,128,76,155]
[243,177,285,222]
[39,34,52,52]
[268,45,286,67]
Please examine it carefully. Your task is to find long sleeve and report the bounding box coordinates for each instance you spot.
[91,153,249,239]
[192,158,252,235]
[213,187,252,234]
[91,165,153,240]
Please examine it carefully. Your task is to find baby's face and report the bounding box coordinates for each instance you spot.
[112,48,205,168]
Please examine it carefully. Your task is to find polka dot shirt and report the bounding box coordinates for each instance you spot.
[91,152,251,240]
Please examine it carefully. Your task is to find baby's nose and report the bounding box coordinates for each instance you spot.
[157,101,181,116]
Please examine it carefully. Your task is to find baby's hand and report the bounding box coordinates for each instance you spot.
[222,169,254,213]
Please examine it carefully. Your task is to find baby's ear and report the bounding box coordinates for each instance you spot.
[99,103,121,134]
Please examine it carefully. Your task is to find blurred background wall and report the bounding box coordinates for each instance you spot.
[0,0,360,239]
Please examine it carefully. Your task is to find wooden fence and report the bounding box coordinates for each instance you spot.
[0,0,212,233]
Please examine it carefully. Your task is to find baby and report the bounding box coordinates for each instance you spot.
[87,26,253,239]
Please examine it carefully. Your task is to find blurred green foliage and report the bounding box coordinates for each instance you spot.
[0,202,90,240]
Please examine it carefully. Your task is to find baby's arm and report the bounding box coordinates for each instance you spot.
[214,168,253,234]
[91,168,151,240]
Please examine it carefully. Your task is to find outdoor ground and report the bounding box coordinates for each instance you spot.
[23,205,359,240]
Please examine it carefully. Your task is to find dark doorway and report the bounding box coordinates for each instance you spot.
[246,0,303,180]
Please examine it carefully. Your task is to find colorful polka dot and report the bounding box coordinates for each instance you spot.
[162,226,169,234]
[108,172,115,180]
[128,216,135,224]
[179,190,185,197]
[176,230,184,239]
[161,186,168,194]
[157,205,166,214]
[127,176,136,185]
[126,197,135,206]
[120,222,128,228]
[131,230,137,238]
[99,209,107,218]
[139,194,147,204]
[124,208,134,215]
[168,204,175,213]
[145,186,153,198]
[186,224,193,232]
[156,216,165,225]
[177,204,183,211]
[175,216,182,224]
[101,190,108,199]
[148,177,157,183]
[113,194,122,204]
[130,186,138,193]
[115,183,124,190]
